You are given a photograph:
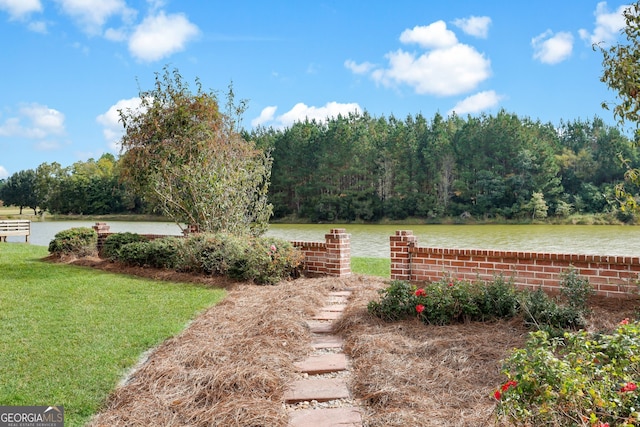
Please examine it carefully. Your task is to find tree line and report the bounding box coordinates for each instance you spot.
[0,153,142,216]
[250,110,638,222]
[2,109,635,223]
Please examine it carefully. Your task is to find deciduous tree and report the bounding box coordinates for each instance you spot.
[598,2,640,213]
[0,169,38,214]
[118,67,273,235]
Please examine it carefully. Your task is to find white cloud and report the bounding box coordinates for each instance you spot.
[254,102,362,129]
[104,27,127,42]
[400,21,458,49]
[453,16,492,38]
[128,11,200,62]
[27,20,47,33]
[146,0,166,14]
[251,106,277,127]
[0,166,8,179]
[97,97,143,151]
[55,0,135,36]
[34,140,61,151]
[448,90,502,115]
[532,30,573,64]
[344,59,376,74]
[349,21,491,97]
[0,103,65,139]
[0,0,42,20]
[579,1,628,45]
[372,44,491,96]
[6,1,198,62]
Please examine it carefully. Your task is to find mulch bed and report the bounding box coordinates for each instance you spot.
[65,258,639,427]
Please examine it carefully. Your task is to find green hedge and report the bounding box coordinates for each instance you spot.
[102,232,148,260]
[114,233,304,285]
[48,227,98,257]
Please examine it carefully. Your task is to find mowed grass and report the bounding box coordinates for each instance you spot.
[0,205,38,217]
[0,244,226,427]
[351,257,390,278]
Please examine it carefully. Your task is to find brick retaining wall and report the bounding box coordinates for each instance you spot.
[92,223,352,278]
[291,228,351,277]
[390,230,640,297]
[93,223,638,295]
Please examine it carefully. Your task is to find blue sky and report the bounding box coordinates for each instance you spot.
[0,0,633,178]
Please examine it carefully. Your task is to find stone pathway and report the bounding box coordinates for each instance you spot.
[284,290,363,427]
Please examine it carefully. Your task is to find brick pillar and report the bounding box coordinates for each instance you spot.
[324,228,351,277]
[93,222,111,253]
[390,230,417,281]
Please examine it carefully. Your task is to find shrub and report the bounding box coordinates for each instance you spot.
[102,232,147,260]
[116,241,151,267]
[117,237,183,269]
[519,288,581,334]
[476,275,520,320]
[417,279,480,325]
[48,227,97,257]
[519,268,593,334]
[183,233,247,276]
[145,237,183,269]
[368,277,520,325]
[111,233,304,285]
[368,270,591,329]
[496,322,640,427]
[367,280,417,321]
[227,236,304,285]
[559,266,594,315]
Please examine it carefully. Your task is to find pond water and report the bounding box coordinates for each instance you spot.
[6,221,640,259]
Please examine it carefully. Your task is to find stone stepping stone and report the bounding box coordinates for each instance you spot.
[320,304,347,312]
[307,321,334,334]
[311,334,344,349]
[295,353,347,375]
[284,378,350,403]
[313,311,342,321]
[328,291,352,297]
[288,407,362,427]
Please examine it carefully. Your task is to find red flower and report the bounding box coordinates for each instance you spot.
[494,380,517,400]
[501,380,517,392]
[415,288,426,297]
[620,318,630,325]
[597,423,610,427]
[621,382,637,392]
[448,281,454,287]
[416,304,425,314]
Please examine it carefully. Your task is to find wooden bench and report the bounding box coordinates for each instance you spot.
[0,220,31,242]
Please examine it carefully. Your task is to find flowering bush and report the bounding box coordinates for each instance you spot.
[495,321,640,427]
[368,276,520,325]
[366,280,419,321]
[368,270,592,329]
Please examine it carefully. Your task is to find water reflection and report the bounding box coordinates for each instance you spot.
[7,221,640,259]
[265,224,640,258]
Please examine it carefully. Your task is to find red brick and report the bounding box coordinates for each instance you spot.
[289,408,362,427]
[284,378,351,403]
[294,353,347,375]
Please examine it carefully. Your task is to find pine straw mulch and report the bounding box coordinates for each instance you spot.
[62,257,639,427]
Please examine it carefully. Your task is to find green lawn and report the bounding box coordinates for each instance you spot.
[351,257,390,278]
[0,244,226,427]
